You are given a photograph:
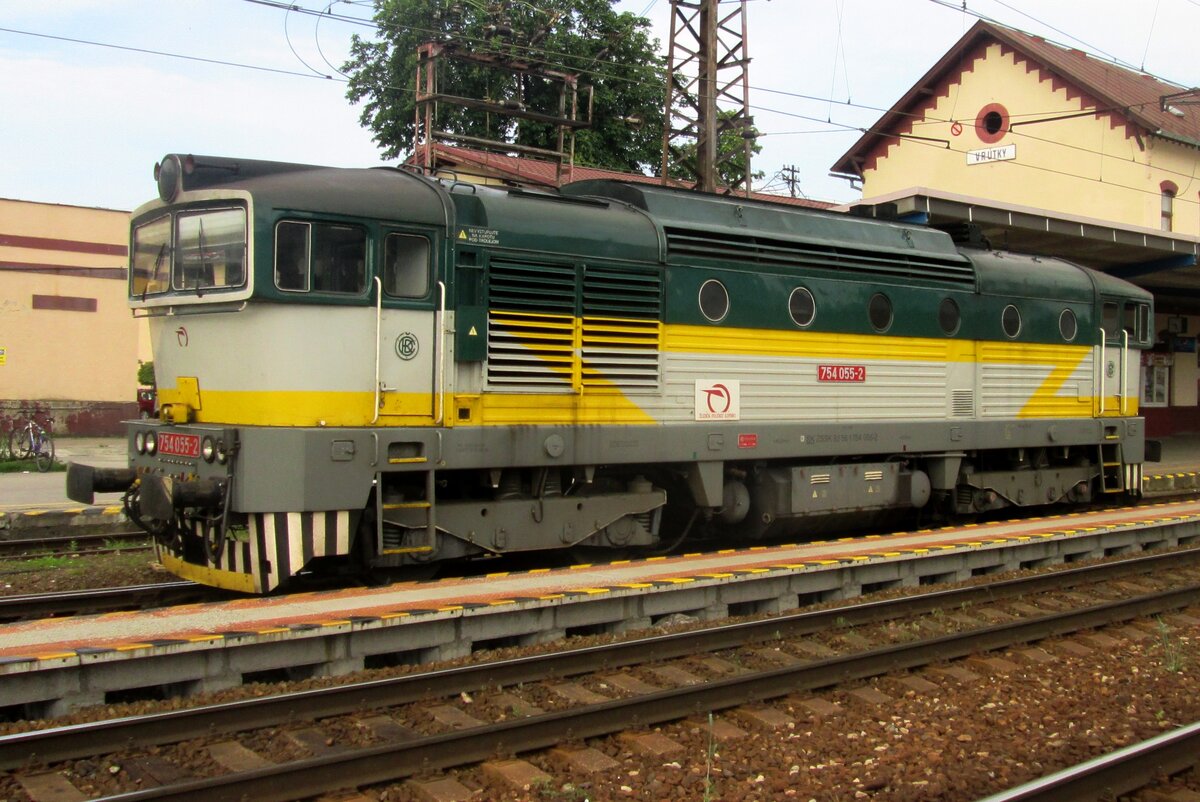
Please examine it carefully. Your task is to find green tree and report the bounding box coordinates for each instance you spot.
[344,0,666,174]
[137,360,155,387]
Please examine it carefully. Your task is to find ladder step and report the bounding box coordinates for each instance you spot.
[389,457,428,465]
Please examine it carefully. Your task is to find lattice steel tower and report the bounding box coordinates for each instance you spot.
[661,0,755,195]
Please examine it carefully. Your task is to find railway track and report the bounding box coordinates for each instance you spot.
[3,548,1199,800]
[0,531,149,561]
[980,722,1200,801]
[0,581,230,623]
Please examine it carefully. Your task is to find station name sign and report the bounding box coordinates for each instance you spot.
[966,144,1016,165]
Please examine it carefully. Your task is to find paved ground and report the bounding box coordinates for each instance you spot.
[1,437,128,508]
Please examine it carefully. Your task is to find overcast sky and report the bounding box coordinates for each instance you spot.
[1,0,1197,212]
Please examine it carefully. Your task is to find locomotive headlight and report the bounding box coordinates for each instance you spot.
[201,436,216,463]
[135,431,146,454]
[215,440,228,465]
[154,154,193,203]
[144,431,158,455]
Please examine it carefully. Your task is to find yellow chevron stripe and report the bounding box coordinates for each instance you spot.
[159,316,1127,427]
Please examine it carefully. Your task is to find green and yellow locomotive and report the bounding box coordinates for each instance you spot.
[68,154,1154,592]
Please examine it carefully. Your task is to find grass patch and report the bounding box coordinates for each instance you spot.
[5,554,77,573]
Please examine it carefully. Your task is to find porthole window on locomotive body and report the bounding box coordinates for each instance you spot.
[789,287,816,327]
[1059,309,1078,342]
[699,279,730,322]
[1002,304,1022,338]
[938,297,961,336]
[868,293,893,332]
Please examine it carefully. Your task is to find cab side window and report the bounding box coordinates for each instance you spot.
[1124,302,1150,344]
[275,222,309,292]
[275,221,367,294]
[1101,301,1120,340]
[383,233,430,298]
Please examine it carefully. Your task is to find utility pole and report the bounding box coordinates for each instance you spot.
[413,6,591,185]
[780,164,801,198]
[662,0,755,196]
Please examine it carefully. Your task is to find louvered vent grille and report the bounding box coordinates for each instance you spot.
[581,267,661,389]
[486,311,575,388]
[485,260,662,392]
[952,389,976,417]
[488,259,576,313]
[486,260,576,389]
[665,227,975,286]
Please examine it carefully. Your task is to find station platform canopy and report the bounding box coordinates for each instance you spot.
[841,187,1200,313]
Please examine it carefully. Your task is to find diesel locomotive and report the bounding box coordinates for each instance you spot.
[67,154,1155,593]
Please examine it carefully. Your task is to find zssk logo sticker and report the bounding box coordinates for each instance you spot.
[695,380,740,421]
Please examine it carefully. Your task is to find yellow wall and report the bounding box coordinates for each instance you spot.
[860,42,1198,235]
[0,199,143,405]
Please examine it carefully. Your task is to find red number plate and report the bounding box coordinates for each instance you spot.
[817,365,866,383]
[158,432,201,458]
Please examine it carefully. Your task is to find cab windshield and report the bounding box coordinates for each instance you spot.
[131,207,247,298]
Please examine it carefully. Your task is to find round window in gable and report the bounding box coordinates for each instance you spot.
[789,287,816,327]
[1002,304,1022,338]
[938,297,961,336]
[699,279,730,323]
[1059,309,1078,342]
[869,293,893,332]
[974,102,1010,144]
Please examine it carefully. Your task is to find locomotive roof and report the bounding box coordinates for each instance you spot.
[561,179,969,266]
[969,248,1153,302]
[447,182,663,263]
[145,155,449,228]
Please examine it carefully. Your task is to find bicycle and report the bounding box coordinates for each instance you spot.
[8,413,55,472]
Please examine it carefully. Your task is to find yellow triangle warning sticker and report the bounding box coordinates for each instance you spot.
[458,229,468,239]
[468,326,478,336]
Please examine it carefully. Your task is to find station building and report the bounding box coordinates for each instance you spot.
[0,199,144,435]
[831,19,1200,436]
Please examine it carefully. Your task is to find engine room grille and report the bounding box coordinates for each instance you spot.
[952,389,976,417]
[485,259,662,392]
[664,227,976,286]
[581,267,661,390]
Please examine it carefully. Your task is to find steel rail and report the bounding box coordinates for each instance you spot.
[3,546,1197,771]
[977,721,1200,802]
[0,531,147,557]
[73,583,1200,801]
[0,581,209,623]
[0,545,152,566]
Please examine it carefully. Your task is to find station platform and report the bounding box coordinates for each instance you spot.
[3,434,1200,535]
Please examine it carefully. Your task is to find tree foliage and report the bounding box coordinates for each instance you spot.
[344,0,666,174]
[666,108,764,190]
[137,361,155,387]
